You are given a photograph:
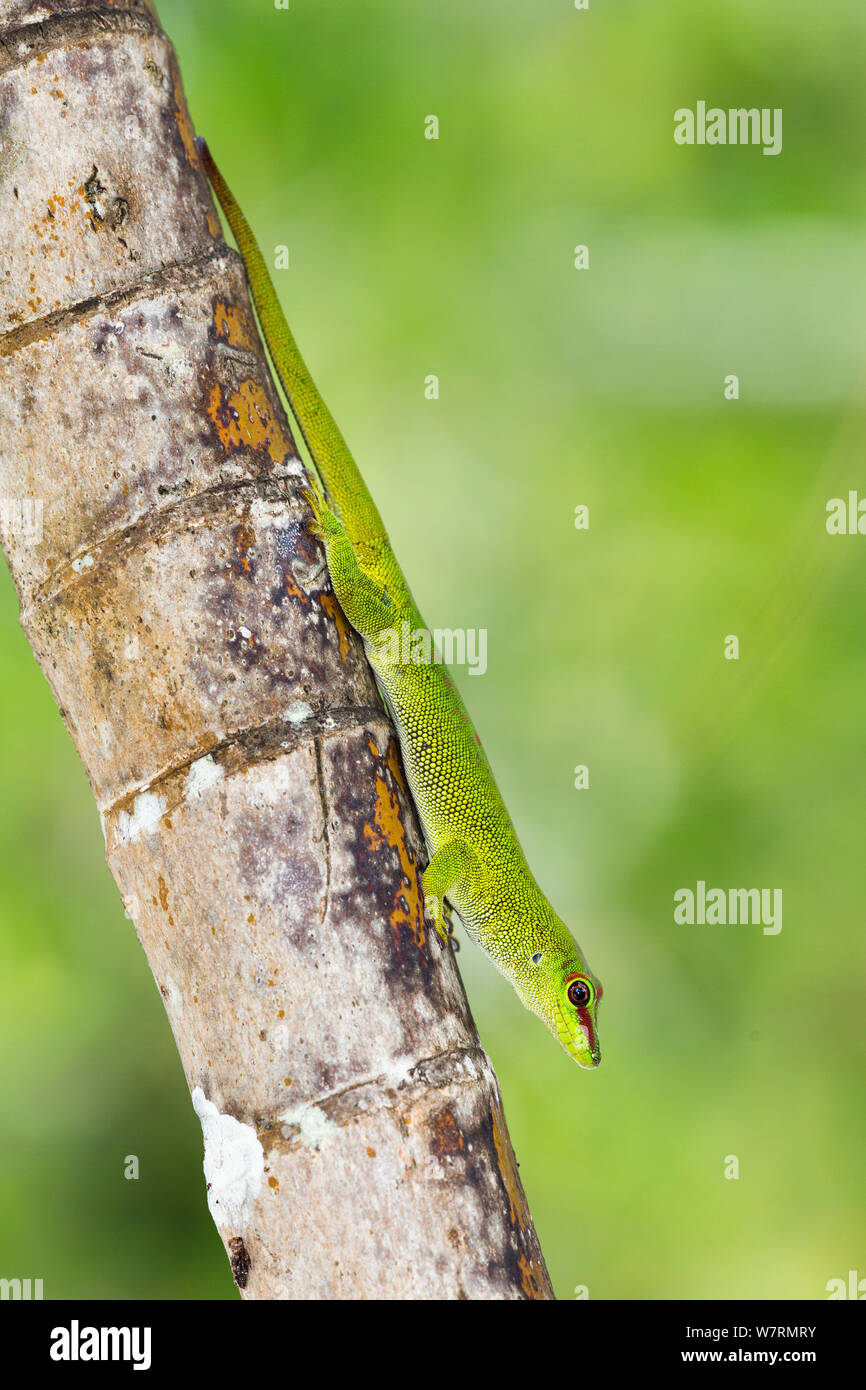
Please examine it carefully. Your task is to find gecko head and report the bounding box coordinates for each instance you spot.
[521,939,602,1069]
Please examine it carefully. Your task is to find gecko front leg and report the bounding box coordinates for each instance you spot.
[422,840,485,949]
[303,480,395,638]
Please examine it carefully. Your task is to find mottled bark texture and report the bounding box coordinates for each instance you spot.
[0,0,554,1299]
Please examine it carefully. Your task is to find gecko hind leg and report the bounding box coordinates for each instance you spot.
[442,902,460,952]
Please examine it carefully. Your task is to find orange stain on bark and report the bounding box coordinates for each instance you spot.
[385,737,407,796]
[491,1099,549,1298]
[172,66,199,169]
[207,379,292,465]
[157,875,174,927]
[491,1099,524,1231]
[319,592,351,660]
[213,299,256,351]
[363,736,426,951]
[430,1106,465,1160]
[517,1253,547,1301]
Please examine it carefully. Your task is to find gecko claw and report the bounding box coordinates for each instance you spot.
[425,893,459,950]
[302,478,342,543]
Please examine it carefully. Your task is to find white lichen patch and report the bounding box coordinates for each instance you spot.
[116,791,165,844]
[71,553,94,574]
[192,1087,264,1231]
[250,759,295,807]
[159,340,193,388]
[269,1021,291,1052]
[185,754,224,799]
[249,496,291,530]
[161,972,183,1019]
[383,1054,417,1090]
[282,700,314,725]
[279,1100,338,1151]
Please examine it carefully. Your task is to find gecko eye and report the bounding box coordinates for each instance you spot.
[567,978,592,1008]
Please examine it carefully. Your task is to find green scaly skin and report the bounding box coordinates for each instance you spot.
[198,140,602,1068]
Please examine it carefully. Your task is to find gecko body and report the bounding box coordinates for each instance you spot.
[199,141,602,1068]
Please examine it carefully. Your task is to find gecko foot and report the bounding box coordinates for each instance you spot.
[424,894,459,951]
[301,477,341,542]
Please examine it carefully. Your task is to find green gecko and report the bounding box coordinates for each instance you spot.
[197,140,602,1069]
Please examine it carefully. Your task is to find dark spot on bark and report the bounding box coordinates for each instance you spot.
[91,320,115,355]
[227,1236,251,1290]
[294,523,320,568]
[228,522,257,581]
[321,1060,345,1093]
[143,55,164,86]
[84,165,106,222]
[430,1105,465,1160]
[226,625,265,669]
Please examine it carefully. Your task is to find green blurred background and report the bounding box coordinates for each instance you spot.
[2,0,864,1299]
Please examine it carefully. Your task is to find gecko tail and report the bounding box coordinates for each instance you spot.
[196,137,387,546]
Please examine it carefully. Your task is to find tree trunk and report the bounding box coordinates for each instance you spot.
[0,0,553,1299]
